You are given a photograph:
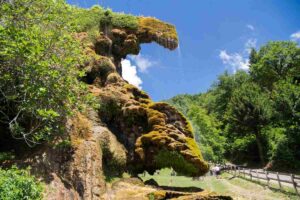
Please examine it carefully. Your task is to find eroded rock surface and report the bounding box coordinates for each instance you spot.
[78,16,209,177]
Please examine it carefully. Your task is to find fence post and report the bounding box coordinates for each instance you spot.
[291,174,299,196]
[250,169,252,181]
[256,170,259,182]
[276,172,282,189]
[265,170,269,187]
[243,168,246,178]
[234,167,236,176]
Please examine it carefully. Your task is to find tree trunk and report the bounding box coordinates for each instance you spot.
[255,132,265,167]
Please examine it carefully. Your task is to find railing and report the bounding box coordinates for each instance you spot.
[223,165,300,196]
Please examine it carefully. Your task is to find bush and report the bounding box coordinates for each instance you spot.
[0,167,43,200]
[71,6,138,34]
[0,0,92,146]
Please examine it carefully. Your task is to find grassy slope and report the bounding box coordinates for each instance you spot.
[140,168,299,200]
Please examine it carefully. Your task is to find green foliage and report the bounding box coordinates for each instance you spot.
[71,5,105,32]
[167,96,226,163]
[188,105,225,163]
[0,152,15,163]
[0,0,92,146]
[250,41,300,89]
[0,167,43,200]
[168,40,300,170]
[110,11,138,30]
[225,82,273,134]
[71,6,138,34]
[53,139,72,149]
[210,71,250,121]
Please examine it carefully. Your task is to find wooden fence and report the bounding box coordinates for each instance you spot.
[222,165,300,196]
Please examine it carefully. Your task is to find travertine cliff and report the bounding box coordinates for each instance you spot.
[7,13,230,200]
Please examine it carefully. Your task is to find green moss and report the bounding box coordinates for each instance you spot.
[138,17,178,42]
[149,102,194,137]
[154,149,198,177]
[100,137,126,182]
[99,9,138,31]
[71,5,138,41]
[111,12,138,30]
[147,110,166,127]
[99,96,121,123]
[185,138,204,160]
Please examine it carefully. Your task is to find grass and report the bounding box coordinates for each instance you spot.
[139,168,299,200]
[231,172,300,197]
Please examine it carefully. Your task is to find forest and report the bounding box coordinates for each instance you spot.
[168,41,300,171]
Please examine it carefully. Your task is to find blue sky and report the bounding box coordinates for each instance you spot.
[67,0,300,101]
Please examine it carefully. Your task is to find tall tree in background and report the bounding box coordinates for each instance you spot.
[210,71,249,122]
[225,82,273,166]
[250,41,300,90]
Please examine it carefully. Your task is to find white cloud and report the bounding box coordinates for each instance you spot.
[219,50,249,73]
[247,24,255,31]
[219,37,258,73]
[245,38,257,54]
[290,31,300,41]
[129,54,156,73]
[121,59,142,89]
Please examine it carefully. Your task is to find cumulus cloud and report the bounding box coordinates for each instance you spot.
[246,24,255,31]
[245,38,257,53]
[121,59,142,89]
[129,54,156,73]
[290,31,300,41]
[219,50,249,73]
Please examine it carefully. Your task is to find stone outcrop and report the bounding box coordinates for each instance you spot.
[78,16,209,177]
[5,14,214,200]
[91,16,179,76]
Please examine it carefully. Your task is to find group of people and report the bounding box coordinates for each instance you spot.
[210,165,221,178]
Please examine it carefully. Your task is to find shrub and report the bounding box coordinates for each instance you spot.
[0,152,15,163]
[71,6,138,34]
[0,167,43,200]
[0,0,92,146]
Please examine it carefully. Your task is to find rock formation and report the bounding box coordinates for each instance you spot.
[3,11,230,199]
[80,15,209,177]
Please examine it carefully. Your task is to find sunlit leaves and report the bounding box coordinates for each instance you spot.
[0,0,91,146]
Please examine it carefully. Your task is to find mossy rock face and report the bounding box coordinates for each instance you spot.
[138,17,178,50]
[76,10,208,177]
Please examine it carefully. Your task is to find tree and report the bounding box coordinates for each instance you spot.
[267,80,300,169]
[250,41,300,90]
[188,105,225,163]
[0,0,90,146]
[225,82,273,166]
[210,70,249,121]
